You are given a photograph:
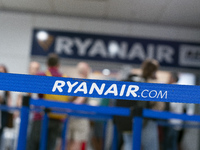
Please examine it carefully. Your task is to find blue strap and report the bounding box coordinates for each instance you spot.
[30,98,130,116]
[0,73,200,103]
[157,120,200,129]
[0,105,21,111]
[143,109,200,122]
[52,111,113,121]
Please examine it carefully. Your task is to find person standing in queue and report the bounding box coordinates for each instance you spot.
[0,65,12,148]
[27,53,69,150]
[162,72,184,150]
[66,62,91,150]
[114,59,165,150]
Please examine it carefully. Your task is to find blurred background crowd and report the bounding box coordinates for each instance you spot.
[0,53,199,150]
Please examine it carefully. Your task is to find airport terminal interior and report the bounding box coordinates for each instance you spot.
[0,0,200,150]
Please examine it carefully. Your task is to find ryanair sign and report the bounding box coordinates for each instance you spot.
[0,73,200,103]
[52,80,167,99]
[31,29,200,70]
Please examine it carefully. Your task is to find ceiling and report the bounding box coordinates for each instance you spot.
[0,0,200,28]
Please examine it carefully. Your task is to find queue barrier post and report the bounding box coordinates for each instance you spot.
[112,124,118,150]
[61,117,69,150]
[132,109,200,150]
[17,95,30,150]
[40,108,50,150]
[132,117,143,150]
[28,98,130,150]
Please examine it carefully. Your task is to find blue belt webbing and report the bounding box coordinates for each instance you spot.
[0,73,200,103]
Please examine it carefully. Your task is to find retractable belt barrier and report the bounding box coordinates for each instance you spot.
[157,120,200,129]
[0,100,126,150]
[1,102,200,150]
[30,98,130,116]
[1,73,200,150]
[0,105,21,111]
[143,109,200,122]
[0,103,122,150]
[0,73,200,103]
[133,110,200,150]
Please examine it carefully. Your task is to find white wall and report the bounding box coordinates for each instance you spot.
[0,12,32,73]
[0,10,200,74]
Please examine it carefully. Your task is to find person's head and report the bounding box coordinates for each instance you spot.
[77,62,90,78]
[47,53,59,68]
[0,65,9,96]
[0,64,8,73]
[29,61,40,75]
[168,72,179,84]
[141,59,159,80]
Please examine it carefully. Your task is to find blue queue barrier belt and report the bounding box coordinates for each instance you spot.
[1,73,200,103]
[143,109,200,122]
[2,104,200,124]
[0,103,114,120]
[30,98,130,116]
[157,120,200,129]
[132,109,200,150]
[2,102,200,150]
[1,73,200,150]
[0,105,21,111]
[0,103,121,150]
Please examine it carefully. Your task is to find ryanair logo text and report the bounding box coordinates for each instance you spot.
[52,80,168,99]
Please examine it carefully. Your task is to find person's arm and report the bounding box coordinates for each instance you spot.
[0,90,4,103]
[73,97,87,104]
[150,101,165,111]
[68,96,77,102]
[16,93,22,107]
[6,91,12,107]
[14,93,22,119]
[0,96,2,103]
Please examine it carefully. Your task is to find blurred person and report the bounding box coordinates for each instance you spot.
[27,53,69,150]
[29,61,41,75]
[66,62,91,150]
[0,65,12,147]
[141,59,165,150]
[90,98,110,150]
[114,59,164,150]
[15,61,40,108]
[162,72,184,150]
[12,61,40,149]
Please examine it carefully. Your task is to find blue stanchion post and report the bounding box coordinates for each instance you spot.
[17,95,30,150]
[61,117,69,150]
[132,117,143,150]
[112,124,118,150]
[40,109,49,150]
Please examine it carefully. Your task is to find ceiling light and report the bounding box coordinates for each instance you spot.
[108,42,119,55]
[102,69,110,76]
[36,31,49,41]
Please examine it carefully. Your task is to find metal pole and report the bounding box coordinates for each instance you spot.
[40,110,49,150]
[132,117,143,150]
[112,124,118,150]
[17,96,30,150]
[61,117,69,150]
